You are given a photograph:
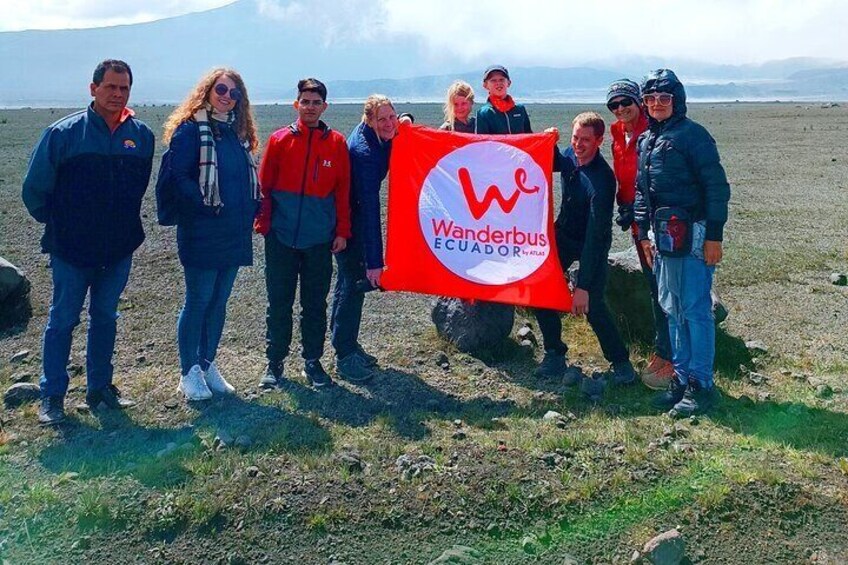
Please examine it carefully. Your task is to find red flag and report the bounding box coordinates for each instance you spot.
[381,124,572,311]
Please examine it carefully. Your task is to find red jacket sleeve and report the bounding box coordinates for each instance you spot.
[255,133,279,235]
[334,136,352,239]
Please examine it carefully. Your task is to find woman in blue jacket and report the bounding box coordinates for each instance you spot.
[330,95,412,383]
[162,68,260,401]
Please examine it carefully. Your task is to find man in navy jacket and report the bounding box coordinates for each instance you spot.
[22,59,154,425]
[534,112,637,388]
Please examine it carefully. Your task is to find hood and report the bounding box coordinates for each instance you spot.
[641,68,687,124]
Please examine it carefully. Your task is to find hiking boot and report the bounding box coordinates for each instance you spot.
[651,377,687,410]
[641,355,675,390]
[534,350,566,378]
[259,360,285,389]
[609,361,637,386]
[179,365,213,401]
[87,384,136,410]
[337,352,374,384]
[356,346,378,367]
[671,381,718,417]
[303,359,334,389]
[38,396,66,426]
[203,361,235,395]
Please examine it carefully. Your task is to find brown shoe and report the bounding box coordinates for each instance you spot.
[641,355,674,390]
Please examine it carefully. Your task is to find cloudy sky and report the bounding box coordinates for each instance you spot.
[3,0,847,65]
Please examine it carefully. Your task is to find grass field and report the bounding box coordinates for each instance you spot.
[0,102,847,564]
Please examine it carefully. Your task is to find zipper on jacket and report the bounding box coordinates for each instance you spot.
[506,111,512,134]
[313,154,320,182]
[291,128,314,247]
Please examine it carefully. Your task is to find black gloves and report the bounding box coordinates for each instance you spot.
[615,204,634,231]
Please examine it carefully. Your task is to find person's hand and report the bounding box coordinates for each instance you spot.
[331,236,347,254]
[703,240,723,265]
[571,288,590,316]
[615,204,634,231]
[366,267,383,288]
[640,239,655,270]
[399,115,413,125]
[544,126,559,141]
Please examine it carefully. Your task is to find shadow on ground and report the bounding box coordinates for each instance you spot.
[37,395,332,487]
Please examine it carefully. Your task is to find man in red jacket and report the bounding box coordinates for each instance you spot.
[607,79,673,389]
[255,78,351,389]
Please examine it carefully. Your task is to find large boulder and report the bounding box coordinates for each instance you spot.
[431,298,514,354]
[0,257,32,331]
[4,382,41,408]
[570,246,728,346]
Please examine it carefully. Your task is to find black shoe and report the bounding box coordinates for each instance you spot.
[337,352,374,384]
[38,396,66,426]
[671,381,718,416]
[609,361,637,386]
[303,359,334,389]
[580,374,606,401]
[652,377,687,410]
[534,350,566,378]
[86,384,135,410]
[260,360,285,388]
[356,346,378,367]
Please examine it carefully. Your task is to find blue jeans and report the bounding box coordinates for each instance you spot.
[40,254,133,398]
[655,224,715,387]
[177,266,239,375]
[330,240,367,359]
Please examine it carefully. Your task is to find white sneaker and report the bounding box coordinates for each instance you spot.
[179,365,213,400]
[203,361,235,395]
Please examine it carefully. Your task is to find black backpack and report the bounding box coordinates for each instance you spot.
[155,148,179,226]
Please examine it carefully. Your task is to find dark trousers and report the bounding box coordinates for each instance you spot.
[264,233,332,362]
[634,233,672,360]
[330,239,367,359]
[534,245,629,364]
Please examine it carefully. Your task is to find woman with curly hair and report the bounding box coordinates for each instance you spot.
[162,68,260,401]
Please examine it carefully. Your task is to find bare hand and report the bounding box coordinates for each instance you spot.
[331,236,347,254]
[544,126,559,141]
[703,240,723,266]
[640,239,655,270]
[366,268,383,288]
[571,288,589,317]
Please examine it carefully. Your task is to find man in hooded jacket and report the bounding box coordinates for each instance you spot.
[634,69,730,416]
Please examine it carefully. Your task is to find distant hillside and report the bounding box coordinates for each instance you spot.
[1,0,846,106]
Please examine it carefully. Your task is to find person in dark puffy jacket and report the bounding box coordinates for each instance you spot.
[634,69,730,416]
[162,67,260,401]
[330,95,413,383]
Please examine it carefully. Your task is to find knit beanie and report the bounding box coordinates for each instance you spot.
[606,79,641,104]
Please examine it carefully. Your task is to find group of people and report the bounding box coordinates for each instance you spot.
[21,59,730,427]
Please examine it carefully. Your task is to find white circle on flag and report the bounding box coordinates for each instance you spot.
[418,140,550,286]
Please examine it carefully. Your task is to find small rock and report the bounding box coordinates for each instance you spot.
[135,355,146,364]
[67,364,83,377]
[435,353,450,368]
[11,372,33,383]
[757,391,772,402]
[214,429,234,450]
[336,451,365,473]
[428,545,482,564]
[539,452,563,467]
[815,384,833,398]
[631,549,643,563]
[71,536,92,551]
[689,415,700,426]
[453,419,463,428]
[235,435,253,449]
[519,339,534,349]
[246,466,260,478]
[642,529,685,565]
[10,350,30,364]
[451,430,467,440]
[830,273,847,286]
[517,325,537,345]
[543,410,563,421]
[747,372,767,386]
[4,383,40,408]
[163,399,180,410]
[744,340,769,355]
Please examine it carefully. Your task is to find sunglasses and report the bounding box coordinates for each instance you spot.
[643,93,673,106]
[607,98,636,111]
[213,83,242,101]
